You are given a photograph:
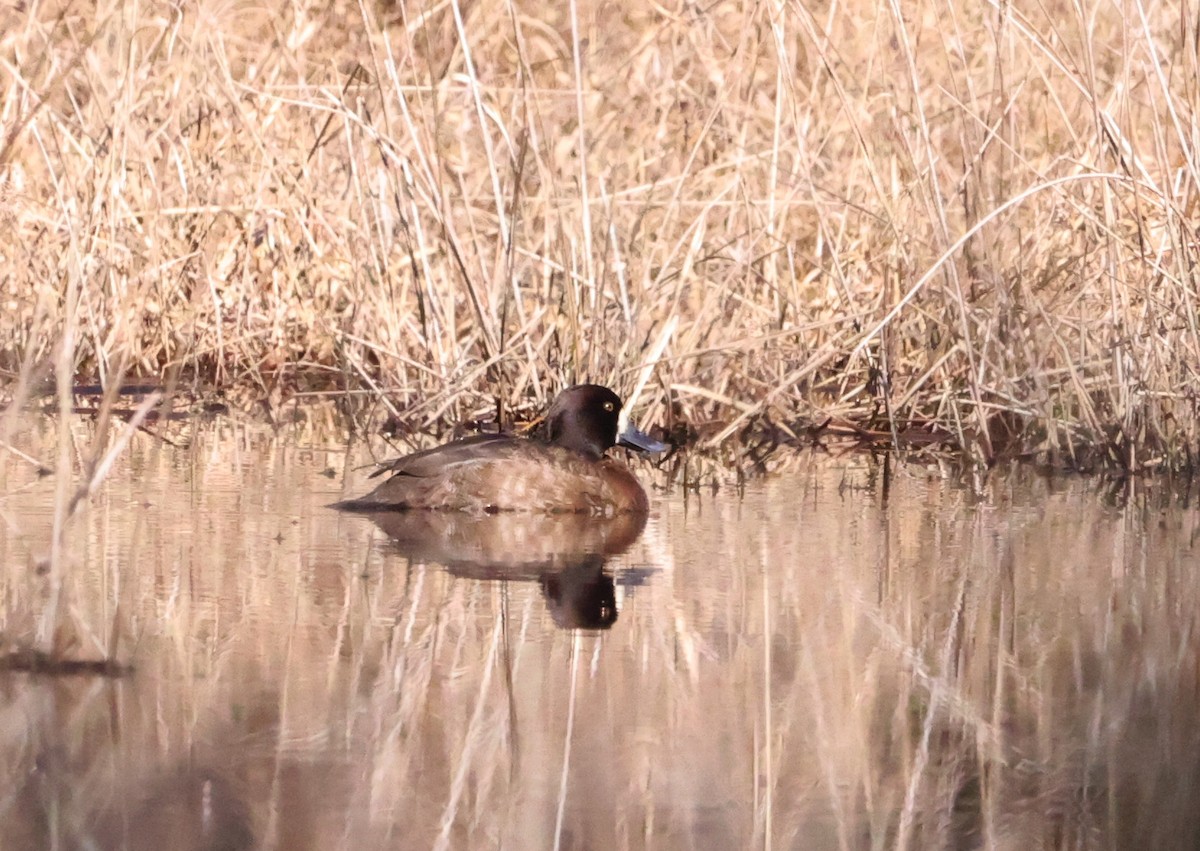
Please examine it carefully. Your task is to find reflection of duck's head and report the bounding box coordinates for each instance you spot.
[335,385,666,514]
[540,555,618,630]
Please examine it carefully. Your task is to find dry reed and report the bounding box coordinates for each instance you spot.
[2,0,1198,470]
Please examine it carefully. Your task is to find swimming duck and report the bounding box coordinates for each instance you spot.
[335,384,665,514]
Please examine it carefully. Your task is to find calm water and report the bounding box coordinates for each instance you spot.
[2,415,1200,850]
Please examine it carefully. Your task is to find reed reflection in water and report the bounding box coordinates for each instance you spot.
[0,418,1199,848]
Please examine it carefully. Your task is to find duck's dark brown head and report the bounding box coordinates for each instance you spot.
[542,384,666,460]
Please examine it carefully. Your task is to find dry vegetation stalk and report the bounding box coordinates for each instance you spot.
[1,0,1198,470]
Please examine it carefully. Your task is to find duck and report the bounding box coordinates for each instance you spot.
[334,384,666,514]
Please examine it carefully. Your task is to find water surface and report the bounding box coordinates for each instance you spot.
[1,416,1199,849]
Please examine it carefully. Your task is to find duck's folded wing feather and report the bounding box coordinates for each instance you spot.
[371,434,520,479]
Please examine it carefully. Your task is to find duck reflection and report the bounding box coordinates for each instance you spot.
[539,554,617,629]
[358,511,651,630]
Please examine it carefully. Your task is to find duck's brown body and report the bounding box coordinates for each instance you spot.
[352,434,648,514]
[335,385,664,515]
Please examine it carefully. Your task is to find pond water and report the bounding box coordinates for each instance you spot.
[2,414,1200,850]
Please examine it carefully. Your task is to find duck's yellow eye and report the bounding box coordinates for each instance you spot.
[603,401,615,412]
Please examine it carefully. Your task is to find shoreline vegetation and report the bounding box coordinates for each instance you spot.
[2,0,1199,473]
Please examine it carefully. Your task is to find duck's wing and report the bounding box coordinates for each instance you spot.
[370,433,522,479]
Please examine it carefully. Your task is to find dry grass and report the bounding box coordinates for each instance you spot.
[2,0,1199,468]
